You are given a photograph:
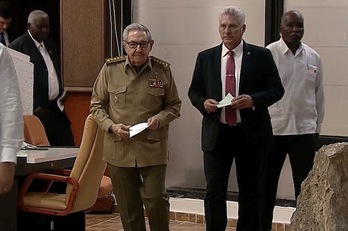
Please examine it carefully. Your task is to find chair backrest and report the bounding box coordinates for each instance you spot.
[66,114,106,213]
[23,115,50,146]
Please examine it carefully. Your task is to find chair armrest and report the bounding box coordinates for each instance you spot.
[50,169,72,176]
[18,172,79,205]
[24,172,76,183]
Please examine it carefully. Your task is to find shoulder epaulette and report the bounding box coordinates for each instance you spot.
[105,55,126,65]
[150,56,170,70]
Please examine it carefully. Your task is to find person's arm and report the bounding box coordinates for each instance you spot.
[90,63,130,140]
[188,53,211,115]
[90,63,115,131]
[0,46,24,194]
[249,48,284,108]
[315,56,325,134]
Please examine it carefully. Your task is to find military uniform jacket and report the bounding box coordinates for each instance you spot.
[91,56,181,167]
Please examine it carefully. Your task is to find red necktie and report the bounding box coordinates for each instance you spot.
[225,51,237,126]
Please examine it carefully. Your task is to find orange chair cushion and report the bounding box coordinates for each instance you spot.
[23,115,50,146]
[23,192,67,210]
[87,176,113,213]
[98,176,112,196]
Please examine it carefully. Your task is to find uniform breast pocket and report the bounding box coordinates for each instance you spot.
[108,85,127,108]
[148,88,165,97]
[305,64,318,83]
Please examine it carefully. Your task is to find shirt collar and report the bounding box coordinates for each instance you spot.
[222,40,244,58]
[28,30,44,48]
[279,37,303,56]
[124,56,152,70]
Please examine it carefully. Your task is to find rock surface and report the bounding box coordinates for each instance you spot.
[289,142,348,231]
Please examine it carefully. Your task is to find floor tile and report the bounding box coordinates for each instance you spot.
[86,213,235,231]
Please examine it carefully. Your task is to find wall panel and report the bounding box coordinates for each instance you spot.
[61,0,105,90]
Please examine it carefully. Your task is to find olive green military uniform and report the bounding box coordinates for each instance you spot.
[90,55,181,231]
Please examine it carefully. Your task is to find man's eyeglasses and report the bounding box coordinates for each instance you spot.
[124,41,150,49]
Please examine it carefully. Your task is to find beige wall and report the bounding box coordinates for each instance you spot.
[133,0,266,194]
[133,0,348,200]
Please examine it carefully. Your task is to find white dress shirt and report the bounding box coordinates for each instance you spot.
[0,44,24,163]
[220,41,243,124]
[267,38,325,135]
[28,31,60,100]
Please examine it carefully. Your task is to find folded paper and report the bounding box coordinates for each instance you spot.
[129,122,149,138]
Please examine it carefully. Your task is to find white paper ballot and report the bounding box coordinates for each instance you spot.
[129,122,149,138]
[6,47,34,115]
[217,93,234,108]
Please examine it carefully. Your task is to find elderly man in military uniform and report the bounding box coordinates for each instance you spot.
[90,23,181,231]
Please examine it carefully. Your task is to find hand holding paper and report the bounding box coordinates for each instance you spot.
[129,122,149,138]
[217,93,234,108]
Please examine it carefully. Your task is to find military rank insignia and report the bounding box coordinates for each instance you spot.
[148,79,164,88]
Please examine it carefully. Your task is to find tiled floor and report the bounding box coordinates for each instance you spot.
[85,188,292,231]
[86,213,236,231]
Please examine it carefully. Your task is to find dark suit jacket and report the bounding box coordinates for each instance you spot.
[7,28,20,44]
[188,41,284,152]
[9,31,64,111]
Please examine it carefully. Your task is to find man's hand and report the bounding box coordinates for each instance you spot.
[0,162,15,195]
[110,123,131,140]
[147,117,160,130]
[231,94,254,109]
[204,99,218,113]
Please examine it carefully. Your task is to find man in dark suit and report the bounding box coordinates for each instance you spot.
[9,10,74,146]
[188,6,284,231]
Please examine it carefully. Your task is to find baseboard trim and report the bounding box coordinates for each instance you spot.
[112,196,295,230]
[169,197,295,230]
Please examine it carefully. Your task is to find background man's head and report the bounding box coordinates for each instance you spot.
[0,1,13,33]
[27,10,50,43]
[280,10,304,48]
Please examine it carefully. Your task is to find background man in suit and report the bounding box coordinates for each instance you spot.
[9,10,74,146]
[188,6,284,231]
[261,10,325,230]
[0,1,14,46]
[90,23,181,231]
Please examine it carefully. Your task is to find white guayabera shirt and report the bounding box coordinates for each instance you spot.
[267,38,325,136]
[0,44,24,164]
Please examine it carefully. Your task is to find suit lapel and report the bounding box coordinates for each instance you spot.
[23,32,46,65]
[213,45,223,99]
[240,41,252,91]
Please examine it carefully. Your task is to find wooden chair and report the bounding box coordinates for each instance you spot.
[23,114,50,146]
[18,114,106,229]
